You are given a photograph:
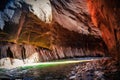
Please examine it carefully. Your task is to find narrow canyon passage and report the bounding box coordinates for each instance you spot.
[0,0,108,67]
[0,0,120,80]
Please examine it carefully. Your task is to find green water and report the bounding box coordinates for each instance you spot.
[0,57,108,80]
[0,58,91,79]
[20,59,91,70]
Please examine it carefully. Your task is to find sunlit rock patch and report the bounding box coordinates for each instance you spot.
[24,0,52,23]
[0,0,52,30]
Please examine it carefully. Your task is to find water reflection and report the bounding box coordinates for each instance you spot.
[0,57,119,80]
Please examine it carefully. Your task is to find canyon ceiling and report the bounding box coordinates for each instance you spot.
[0,0,120,65]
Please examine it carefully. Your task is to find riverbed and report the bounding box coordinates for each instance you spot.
[0,57,119,80]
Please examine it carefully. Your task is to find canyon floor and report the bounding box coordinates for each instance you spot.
[0,57,119,80]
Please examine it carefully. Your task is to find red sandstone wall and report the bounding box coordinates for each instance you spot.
[87,0,120,60]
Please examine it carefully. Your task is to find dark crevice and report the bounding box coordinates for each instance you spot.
[0,0,8,11]
[7,47,13,58]
[21,45,26,60]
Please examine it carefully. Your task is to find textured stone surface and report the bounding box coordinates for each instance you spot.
[87,0,120,61]
[0,0,119,80]
[51,0,101,35]
[0,43,106,66]
[0,0,119,69]
[0,0,52,29]
[1,58,119,80]
[0,0,106,53]
[24,0,52,23]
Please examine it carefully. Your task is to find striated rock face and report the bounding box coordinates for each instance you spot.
[0,0,52,29]
[0,0,52,48]
[51,0,101,35]
[87,0,120,61]
[0,0,111,66]
[24,0,52,23]
[0,42,105,67]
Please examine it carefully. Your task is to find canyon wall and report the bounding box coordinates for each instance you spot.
[87,0,120,61]
[0,0,109,66]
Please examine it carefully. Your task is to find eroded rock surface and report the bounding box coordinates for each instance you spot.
[0,0,108,66]
[87,0,120,61]
[0,43,106,67]
[0,1,119,80]
[0,1,119,76]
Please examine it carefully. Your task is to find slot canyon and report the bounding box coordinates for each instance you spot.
[0,0,120,80]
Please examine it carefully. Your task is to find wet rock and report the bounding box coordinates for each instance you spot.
[94,71,104,78]
[67,58,119,80]
[69,75,76,80]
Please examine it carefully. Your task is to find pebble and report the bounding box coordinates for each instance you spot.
[69,75,76,80]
